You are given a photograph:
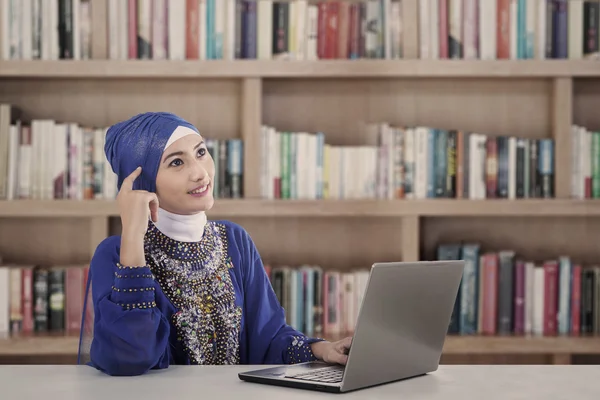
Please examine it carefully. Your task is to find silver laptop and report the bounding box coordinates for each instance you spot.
[238,260,465,393]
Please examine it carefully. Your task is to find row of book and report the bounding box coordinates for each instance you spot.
[1,254,598,339]
[570,123,600,199]
[1,0,92,61]
[265,264,370,336]
[0,104,244,200]
[0,263,91,338]
[106,0,399,61]
[438,244,600,336]
[5,0,600,62]
[260,123,555,200]
[419,0,600,60]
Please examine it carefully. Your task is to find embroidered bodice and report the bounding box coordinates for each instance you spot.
[143,220,242,365]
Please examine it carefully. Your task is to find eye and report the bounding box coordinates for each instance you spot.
[197,148,207,157]
[169,158,183,167]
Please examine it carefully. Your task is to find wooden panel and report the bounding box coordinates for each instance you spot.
[440,354,552,365]
[241,78,262,197]
[420,216,600,265]
[6,199,600,218]
[220,217,404,271]
[552,78,573,198]
[0,79,241,139]
[263,78,553,146]
[573,78,600,131]
[109,216,404,271]
[1,60,600,78]
[0,218,95,265]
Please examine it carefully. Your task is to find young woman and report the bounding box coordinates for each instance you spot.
[77,112,352,376]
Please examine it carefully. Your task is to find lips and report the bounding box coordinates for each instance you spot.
[188,183,209,195]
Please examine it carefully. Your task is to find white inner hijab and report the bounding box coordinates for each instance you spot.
[151,125,207,242]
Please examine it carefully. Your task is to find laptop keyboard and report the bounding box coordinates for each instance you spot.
[285,366,344,383]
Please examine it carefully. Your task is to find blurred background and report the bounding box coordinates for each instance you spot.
[0,0,599,367]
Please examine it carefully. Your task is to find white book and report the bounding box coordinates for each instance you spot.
[414,127,428,199]
[532,266,544,335]
[31,0,41,59]
[18,127,31,199]
[72,0,80,59]
[418,0,430,58]
[462,0,478,59]
[295,0,307,60]
[258,0,273,59]
[568,0,583,59]
[42,0,53,59]
[536,0,546,59]
[0,268,9,339]
[168,0,186,60]
[21,0,31,59]
[525,0,536,58]
[199,0,206,60]
[382,0,392,59]
[224,0,235,60]
[117,0,127,59]
[510,0,518,59]
[304,4,319,60]
[214,0,225,59]
[6,124,19,200]
[479,0,497,59]
[152,0,168,59]
[0,0,9,59]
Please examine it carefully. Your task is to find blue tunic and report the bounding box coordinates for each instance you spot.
[85,219,322,376]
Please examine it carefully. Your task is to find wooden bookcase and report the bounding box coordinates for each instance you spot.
[1,0,600,366]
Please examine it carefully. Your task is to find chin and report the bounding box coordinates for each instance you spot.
[187,195,214,213]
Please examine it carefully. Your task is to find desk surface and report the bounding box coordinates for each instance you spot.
[1,364,599,399]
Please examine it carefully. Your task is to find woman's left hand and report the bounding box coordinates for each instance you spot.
[311,336,353,365]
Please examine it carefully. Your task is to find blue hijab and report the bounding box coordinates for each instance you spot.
[104,111,198,193]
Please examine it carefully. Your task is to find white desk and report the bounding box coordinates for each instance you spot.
[0,364,598,399]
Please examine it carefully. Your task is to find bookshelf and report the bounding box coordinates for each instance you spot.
[1,0,600,366]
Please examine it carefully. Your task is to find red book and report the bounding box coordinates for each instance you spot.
[21,267,34,335]
[439,0,448,58]
[570,265,581,335]
[128,0,138,59]
[186,0,199,59]
[481,253,498,335]
[496,0,510,59]
[543,260,559,336]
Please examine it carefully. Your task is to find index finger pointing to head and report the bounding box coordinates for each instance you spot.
[122,166,142,190]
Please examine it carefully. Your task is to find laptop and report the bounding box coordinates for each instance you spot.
[238,260,465,393]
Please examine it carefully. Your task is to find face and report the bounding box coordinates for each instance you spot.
[155,133,215,215]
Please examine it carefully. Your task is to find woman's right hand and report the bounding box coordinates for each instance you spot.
[117,167,159,267]
[117,166,160,239]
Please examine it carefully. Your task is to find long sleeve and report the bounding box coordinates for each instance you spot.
[88,236,171,376]
[237,227,324,364]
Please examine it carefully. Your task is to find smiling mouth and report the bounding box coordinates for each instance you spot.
[188,183,210,195]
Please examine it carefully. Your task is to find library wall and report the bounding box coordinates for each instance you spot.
[263,78,553,142]
[110,216,405,270]
[0,79,243,138]
[0,218,92,265]
[420,216,600,265]
[573,79,600,131]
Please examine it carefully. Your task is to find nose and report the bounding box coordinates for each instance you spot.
[190,159,209,182]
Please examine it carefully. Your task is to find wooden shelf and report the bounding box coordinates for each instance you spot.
[0,60,599,79]
[1,335,598,358]
[1,199,600,218]
[443,335,600,355]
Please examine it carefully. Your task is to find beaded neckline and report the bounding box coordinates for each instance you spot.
[145,220,221,263]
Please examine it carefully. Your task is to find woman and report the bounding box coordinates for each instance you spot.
[77,112,351,376]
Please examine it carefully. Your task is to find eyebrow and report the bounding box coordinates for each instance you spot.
[163,140,204,163]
